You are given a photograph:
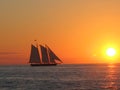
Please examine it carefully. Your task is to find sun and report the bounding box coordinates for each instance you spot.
[106,48,116,57]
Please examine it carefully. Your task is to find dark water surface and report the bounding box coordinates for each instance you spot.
[0,64,120,90]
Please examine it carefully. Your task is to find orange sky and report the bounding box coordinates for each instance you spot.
[0,0,120,65]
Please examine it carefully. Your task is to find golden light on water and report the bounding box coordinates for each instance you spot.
[104,64,117,89]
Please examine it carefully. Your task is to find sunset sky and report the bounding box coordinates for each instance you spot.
[0,0,120,64]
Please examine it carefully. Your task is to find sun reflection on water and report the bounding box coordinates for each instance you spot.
[103,64,117,89]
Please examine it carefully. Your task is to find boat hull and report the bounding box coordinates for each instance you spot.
[30,63,57,66]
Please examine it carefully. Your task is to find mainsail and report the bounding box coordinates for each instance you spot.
[40,45,49,64]
[29,44,41,63]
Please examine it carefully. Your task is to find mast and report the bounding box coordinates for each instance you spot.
[46,45,62,63]
[29,44,41,63]
[40,45,50,64]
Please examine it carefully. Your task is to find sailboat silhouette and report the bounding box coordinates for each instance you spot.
[29,43,62,66]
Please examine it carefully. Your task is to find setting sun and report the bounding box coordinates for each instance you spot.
[106,48,116,57]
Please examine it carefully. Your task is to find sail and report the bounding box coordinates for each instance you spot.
[46,45,62,63]
[48,49,56,63]
[29,44,41,63]
[40,45,49,64]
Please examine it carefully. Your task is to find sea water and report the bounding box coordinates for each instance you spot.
[0,64,120,90]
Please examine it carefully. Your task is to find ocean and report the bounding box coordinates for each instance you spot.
[0,64,120,90]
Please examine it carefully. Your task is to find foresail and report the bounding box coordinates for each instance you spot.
[40,45,49,64]
[29,45,41,63]
[46,45,62,63]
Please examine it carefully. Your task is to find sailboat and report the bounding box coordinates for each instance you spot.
[29,44,62,66]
